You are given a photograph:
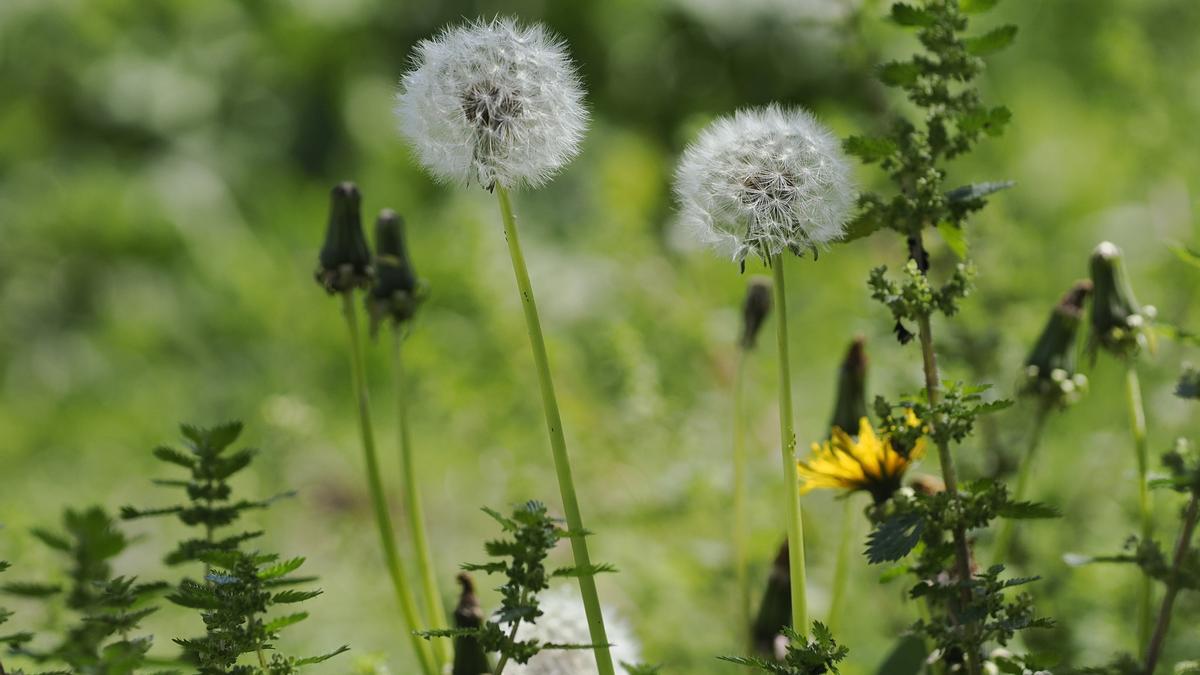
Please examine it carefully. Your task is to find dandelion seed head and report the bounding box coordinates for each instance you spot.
[505,586,640,675]
[674,105,855,263]
[396,17,588,190]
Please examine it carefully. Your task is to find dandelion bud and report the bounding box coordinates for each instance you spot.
[739,276,773,349]
[396,18,588,191]
[1177,365,1200,400]
[1021,279,1091,406]
[452,573,491,675]
[367,210,427,336]
[829,337,868,435]
[674,105,855,264]
[315,182,372,294]
[1088,241,1152,358]
[751,541,791,658]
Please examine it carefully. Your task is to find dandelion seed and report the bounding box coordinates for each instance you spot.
[396,17,588,191]
[674,105,855,264]
[505,587,640,675]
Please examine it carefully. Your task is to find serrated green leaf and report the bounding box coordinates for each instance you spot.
[965,25,1018,55]
[879,61,922,87]
[844,135,898,163]
[891,3,936,26]
[258,556,305,580]
[945,180,1016,203]
[263,611,308,633]
[866,512,925,564]
[998,500,1062,519]
[293,645,350,666]
[273,589,322,604]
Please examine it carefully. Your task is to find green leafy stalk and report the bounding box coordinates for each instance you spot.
[770,254,808,637]
[493,186,614,675]
[341,291,437,675]
[393,327,452,667]
[720,623,848,674]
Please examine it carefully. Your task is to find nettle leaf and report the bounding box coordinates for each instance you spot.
[998,500,1062,519]
[960,0,1002,13]
[293,645,351,666]
[263,611,309,633]
[152,446,196,469]
[866,512,925,564]
[879,61,922,87]
[945,180,1015,203]
[965,25,1018,55]
[936,222,968,259]
[891,3,936,26]
[844,135,898,163]
[959,106,1012,136]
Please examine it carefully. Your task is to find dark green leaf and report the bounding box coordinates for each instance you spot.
[891,3,935,26]
[866,512,925,564]
[998,500,1062,519]
[965,25,1018,55]
[879,61,922,87]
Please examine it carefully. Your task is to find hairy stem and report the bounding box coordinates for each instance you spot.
[1125,364,1154,654]
[341,291,437,675]
[916,312,981,675]
[1143,494,1200,675]
[733,348,752,647]
[770,254,809,636]
[827,496,855,635]
[991,402,1051,565]
[394,327,452,669]
[495,187,615,675]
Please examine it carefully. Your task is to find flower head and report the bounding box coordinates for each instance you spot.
[315,182,372,294]
[505,586,640,675]
[674,105,855,263]
[396,17,588,191]
[799,415,926,504]
[366,209,427,335]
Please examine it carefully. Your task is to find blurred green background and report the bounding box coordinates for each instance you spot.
[2,0,1199,671]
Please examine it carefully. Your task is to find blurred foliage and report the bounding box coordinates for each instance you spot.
[2,0,1200,672]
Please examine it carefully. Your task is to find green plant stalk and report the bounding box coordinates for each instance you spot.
[1125,363,1154,655]
[826,496,855,635]
[733,348,752,648]
[991,402,1051,565]
[394,327,452,669]
[916,312,981,675]
[495,187,615,675]
[1143,493,1200,675]
[770,254,808,637]
[341,292,437,675]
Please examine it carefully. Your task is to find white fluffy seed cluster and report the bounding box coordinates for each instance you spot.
[395,17,588,191]
[674,105,855,263]
[505,587,640,675]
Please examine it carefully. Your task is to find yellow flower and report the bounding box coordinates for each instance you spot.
[798,414,926,503]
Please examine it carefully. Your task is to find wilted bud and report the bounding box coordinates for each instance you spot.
[1021,280,1091,406]
[1177,365,1200,400]
[315,182,372,294]
[1088,241,1155,358]
[452,573,491,675]
[367,210,427,336]
[739,276,773,349]
[751,541,791,658]
[829,337,868,435]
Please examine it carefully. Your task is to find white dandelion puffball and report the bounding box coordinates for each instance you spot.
[396,17,588,191]
[506,586,640,675]
[675,105,855,263]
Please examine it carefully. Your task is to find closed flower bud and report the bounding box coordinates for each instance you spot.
[1088,241,1153,358]
[1021,280,1091,406]
[739,276,773,349]
[1177,365,1200,400]
[367,209,427,336]
[829,337,868,435]
[451,573,491,675]
[315,182,372,294]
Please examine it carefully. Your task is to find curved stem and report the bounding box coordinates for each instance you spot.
[991,403,1051,565]
[1125,364,1154,655]
[770,254,808,637]
[827,496,855,635]
[733,348,752,647]
[1143,494,1200,674]
[495,187,615,675]
[341,292,437,675]
[394,327,452,669]
[916,312,981,675]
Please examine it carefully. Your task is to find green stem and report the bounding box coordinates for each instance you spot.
[1143,493,1200,675]
[394,327,452,669]
[733,348,752,648]
[1125,364,1154,655]
[991,403,1051,565]
[827,496,855,635]
[770,254,808,637]
[916,312,981,675]
[341,292,437,675]
[495,187,615,675]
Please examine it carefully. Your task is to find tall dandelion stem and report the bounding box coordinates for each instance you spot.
[827,496,855,635]
[770,254,808,637]
[991,403,1051,565]
[393,327,452,668]
[341,292,437,675]
[733,349,752,646]
[494,186,615,675]
[916,311,980,675]
[1125,363,1154,654]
